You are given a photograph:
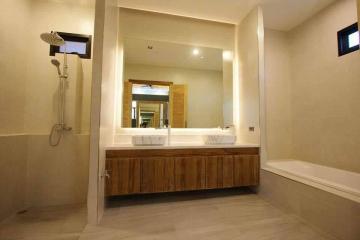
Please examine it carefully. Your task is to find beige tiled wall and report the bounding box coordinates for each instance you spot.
[0,134,90,221]
[25,134,89,208]
[289,0,360,173]
[264,30,293,160]
[0,0,29,134]
[0,135,27,221]
[24,0,94,134]
[0,0,29,222]
[235,7,261,144]
[265,0,360,173]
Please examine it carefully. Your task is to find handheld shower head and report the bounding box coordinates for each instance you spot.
[51,59,62,76]
[40,31,65,46]
[51,59,60,67]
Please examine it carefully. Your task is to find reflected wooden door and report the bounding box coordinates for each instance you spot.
[170,84,187,128]
[122,81,132,127]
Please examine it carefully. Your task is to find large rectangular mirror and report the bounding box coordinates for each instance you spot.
[122,38,233,128]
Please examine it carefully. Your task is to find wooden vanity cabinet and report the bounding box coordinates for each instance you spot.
[141,157,175,193]
[105,158,141,195]
[105,148,259,197]
[206,155,234,189]
[175,156,206,191]
[233,155,260,186]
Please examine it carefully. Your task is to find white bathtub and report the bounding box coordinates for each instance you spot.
[264,160,360,203]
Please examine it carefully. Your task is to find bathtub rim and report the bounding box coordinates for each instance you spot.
[262,160,360,204]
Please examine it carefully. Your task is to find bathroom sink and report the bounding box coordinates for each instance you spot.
[203,135,236,145]
[132,135,167,146]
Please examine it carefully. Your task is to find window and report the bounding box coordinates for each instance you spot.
[50,32,92,59]
[337,23,359,56]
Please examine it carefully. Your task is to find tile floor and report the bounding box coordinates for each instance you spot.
[0,204,86,240]
[0,190,336,240]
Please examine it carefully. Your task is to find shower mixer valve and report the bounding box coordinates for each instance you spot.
[62,125,72,131]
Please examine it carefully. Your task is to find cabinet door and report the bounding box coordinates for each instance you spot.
[141,157,175,193]
[206,156,234,189]
[233,155,259,186]
[175,156,206,191]
[221,155,235,188]
[206,156,221,189]
[105,158,141,196]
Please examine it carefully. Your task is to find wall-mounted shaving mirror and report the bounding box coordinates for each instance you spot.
[122,38,233,128]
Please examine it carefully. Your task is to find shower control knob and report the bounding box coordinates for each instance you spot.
[63,126,72,131]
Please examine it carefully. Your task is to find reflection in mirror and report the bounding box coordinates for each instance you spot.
[131,81,170,128]
[122,38,233,128]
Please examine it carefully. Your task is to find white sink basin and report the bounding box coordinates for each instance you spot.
[132,135,167,146]
[203,135,236,145]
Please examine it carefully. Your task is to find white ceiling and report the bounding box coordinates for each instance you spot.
[124,38,223,71]
[117,0,336,31]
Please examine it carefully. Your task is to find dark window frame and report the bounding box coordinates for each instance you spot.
[50,32,92,59]
[337,23,359,56]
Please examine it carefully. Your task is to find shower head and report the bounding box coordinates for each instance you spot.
[51,59,60,67]
[51,59,62,76]
[40,31,65,46]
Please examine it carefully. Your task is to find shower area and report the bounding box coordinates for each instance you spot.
[0,0,94,221]
[40,31,73,146]
[261,0,360,239]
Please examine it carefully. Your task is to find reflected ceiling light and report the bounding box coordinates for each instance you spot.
[223,50,233,61]
[192,48,200,55]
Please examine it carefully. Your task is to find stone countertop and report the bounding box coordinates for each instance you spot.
[105,143,259,150]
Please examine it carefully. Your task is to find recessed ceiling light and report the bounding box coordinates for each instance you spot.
[192,48,200,55]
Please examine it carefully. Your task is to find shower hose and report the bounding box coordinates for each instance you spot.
[49,73,66,147]
[49,123,63,146]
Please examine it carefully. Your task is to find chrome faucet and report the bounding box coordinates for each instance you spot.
[167,124,171,146]
[155,119,171,145]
